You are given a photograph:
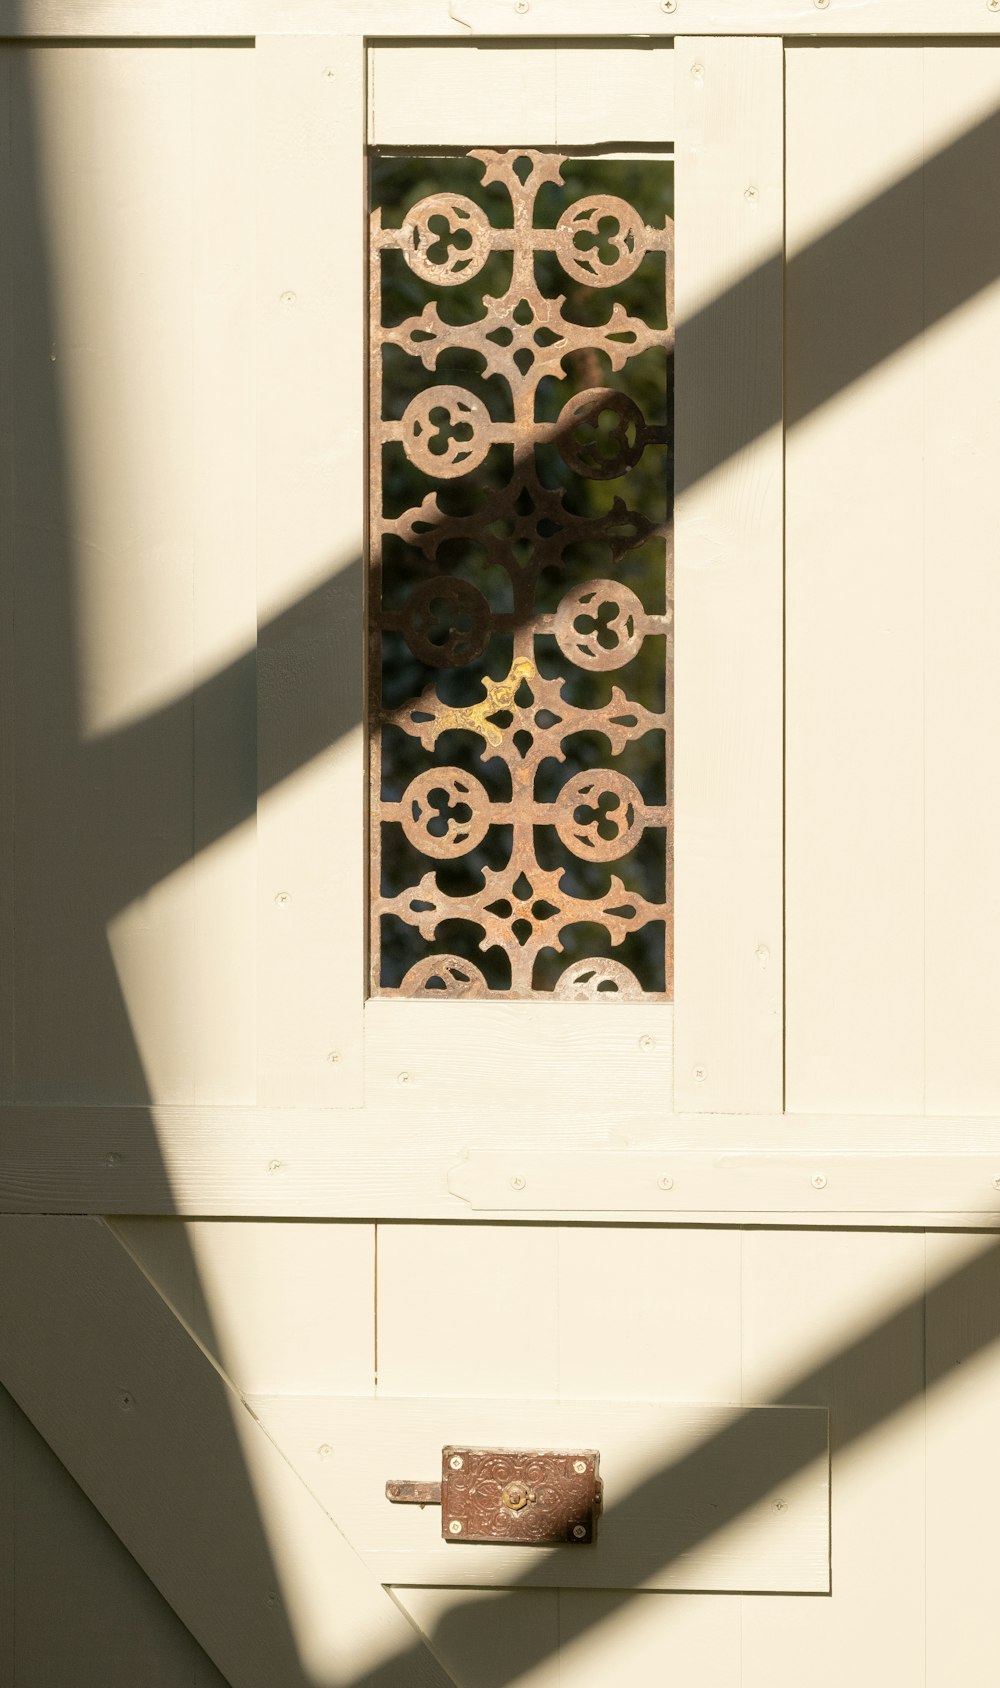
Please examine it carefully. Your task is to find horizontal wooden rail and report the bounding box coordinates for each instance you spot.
[5,1105,1000,1222]
[1,1,999,35]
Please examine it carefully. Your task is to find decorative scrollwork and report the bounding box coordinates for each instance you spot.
[370,149,673,998]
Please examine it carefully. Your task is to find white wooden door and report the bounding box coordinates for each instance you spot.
[4,16,1000,1688]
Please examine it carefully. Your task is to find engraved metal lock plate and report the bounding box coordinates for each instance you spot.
[386,1446,603,1545]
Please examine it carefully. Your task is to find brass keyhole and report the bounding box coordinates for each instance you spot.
[502,1482,533,1512]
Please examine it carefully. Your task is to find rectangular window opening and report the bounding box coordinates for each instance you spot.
[368,148,674,1001]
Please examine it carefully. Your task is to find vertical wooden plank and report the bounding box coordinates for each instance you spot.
[925,1232,1000,1687]
[395,1589,560,1688]
[740,1230,926,1688]
[0,48,13,1100]
[256,35,365,1107]
[10,45,197,1103]
[673,37,784,1113]
[559,1590,740,1688]
[923,48,1000,1115]
[376,1224,559,1397]
[557,1227,742,1674]
[0,1385,13,1688]
[5,1384,230,1688]
[190,46,257,1105]
[378,1223,560,1683]
[0,1217,449,1688]
[784,45,926,1113]
[556,1228,741,1400]
[114,1217,376,1395]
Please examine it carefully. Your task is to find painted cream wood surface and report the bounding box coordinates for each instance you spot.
[0,1384,229,1688]
[255,1395,829,1592]
[2,0,1000,36]
[740,1231,927,1687]
[786,44,1000,1117]
[673,37,784,1114]
[256,34,366,1108]
[0,1217,451,1688]
[368,44,675,146]
[113,1217,376,1394]
[373,1220,742,1678]
[924,1233,1000,1686]
[6,1213,1000,1682]
[8,25,1000,1688]
[1,43,256,1108]
[363,1000,673,1115]
[11,1105,1000,1220]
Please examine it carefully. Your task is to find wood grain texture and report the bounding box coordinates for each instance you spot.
[255,1394,829,1592]
[740,1231,926,1688]
[393,1589,559,1688]
[376,1224,560,1398]
[364,1000,672,1116]
[924,1233,1000,1686]
[393,1586,741,1688]
[923,49,1000,1115]
[189,46,257,1107]
[114,1218,376,1395]
[1,0,997,36]
[0,49,13,1101]
[9,45,194,1104]
[0,1383,230,1688]
[555,1226,741,1400]
[0,1217,451,1688]
[785,46,926,1115]
[256,34,366,1108]
[8,1105,1000,1219]
[368,44,675,146]
[672,37,784,1114]
[2,44,257,1109]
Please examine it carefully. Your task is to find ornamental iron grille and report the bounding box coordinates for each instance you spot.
[370,149,673,999]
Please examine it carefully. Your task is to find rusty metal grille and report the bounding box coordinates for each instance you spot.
[369,149,673,999]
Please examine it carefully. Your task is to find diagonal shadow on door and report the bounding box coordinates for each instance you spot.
[5,28,1000,1688]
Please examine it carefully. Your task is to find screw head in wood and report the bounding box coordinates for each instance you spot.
[449,1520,463,1534]
[812,1173,827,1190]
[274,891,290,905]
[573,1460,588,1474]
[572,1525,587,1539]
[640,1034,655,1051]
[510,1174,526,1191]
[450,1455,464,1470]
[658,1174,674,1192]
[992,1175,1000,1190]
[661,0,677,10]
